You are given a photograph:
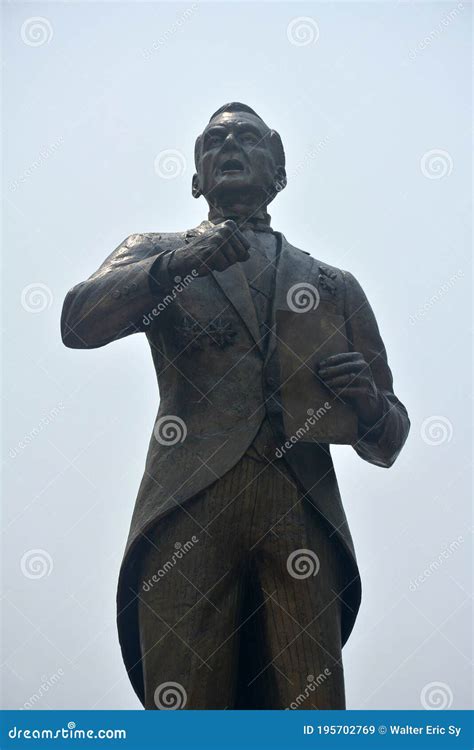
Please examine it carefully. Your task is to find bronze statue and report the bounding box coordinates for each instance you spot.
[61,103,409,710]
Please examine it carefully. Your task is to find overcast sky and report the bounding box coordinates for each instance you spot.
[2,1,471,710]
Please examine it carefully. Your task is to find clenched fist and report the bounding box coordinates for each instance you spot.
[317,352,384,428]
[169,220,250,278]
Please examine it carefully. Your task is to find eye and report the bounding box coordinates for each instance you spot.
[206,133,224,148]
[240,132,259,146]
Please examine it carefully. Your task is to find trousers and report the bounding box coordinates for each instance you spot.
[136,453,347,709]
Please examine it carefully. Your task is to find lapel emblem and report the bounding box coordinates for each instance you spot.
[175,315,237,354]
[318,265,338,296]
[175,315,204,353]
[207,317,237,350]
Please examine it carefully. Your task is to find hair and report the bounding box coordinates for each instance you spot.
[194,102,285,169]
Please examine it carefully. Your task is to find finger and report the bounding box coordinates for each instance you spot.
[213,220,238,245]
[318,360,366,378]
[319,352,361,368]
[233,227,251,251]
[228,233,251,260]
[321,374,361,389]
[216,223,250,258]
[221,219,238,233]
[211,232,248,266]
[335,386,365,398]
[208,251,229,272]
[219,243,240,266]
[208,237,237,266]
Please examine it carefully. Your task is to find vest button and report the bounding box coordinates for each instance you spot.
[266,375,278,390]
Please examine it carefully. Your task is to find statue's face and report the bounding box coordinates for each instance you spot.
[196,111,278,206]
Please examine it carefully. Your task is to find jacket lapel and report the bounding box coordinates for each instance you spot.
[185,222,263,353]
[266,233,317,361]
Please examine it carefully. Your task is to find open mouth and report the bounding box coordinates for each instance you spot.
[220,158,245,174]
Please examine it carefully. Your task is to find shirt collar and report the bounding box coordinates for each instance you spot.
[207,212,273,233]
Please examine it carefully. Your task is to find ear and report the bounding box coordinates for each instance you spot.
[273,166,287,193]
[192,173,202,199]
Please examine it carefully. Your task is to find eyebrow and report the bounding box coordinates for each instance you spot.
[204,121,264,137]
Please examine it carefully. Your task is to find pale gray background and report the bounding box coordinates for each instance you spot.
[2,1,472,710]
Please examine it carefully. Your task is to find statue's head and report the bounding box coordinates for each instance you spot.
[192,103,286,213]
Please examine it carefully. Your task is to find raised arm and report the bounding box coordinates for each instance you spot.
[61,234,174,349]
[61,222,250,349]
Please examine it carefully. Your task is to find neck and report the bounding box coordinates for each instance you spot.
[208,202,270,226]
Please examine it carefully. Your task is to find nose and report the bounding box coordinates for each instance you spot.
[221,132,238,151]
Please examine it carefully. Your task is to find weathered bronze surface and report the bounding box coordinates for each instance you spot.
[61,103,410,709]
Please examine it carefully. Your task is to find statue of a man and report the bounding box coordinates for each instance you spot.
[61,103,409,710]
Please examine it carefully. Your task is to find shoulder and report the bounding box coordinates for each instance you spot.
[284,238,348,297]
[284,238,371,312]
[122,230,188,253]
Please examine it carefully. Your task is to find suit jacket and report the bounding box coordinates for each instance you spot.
[61,222,410,702]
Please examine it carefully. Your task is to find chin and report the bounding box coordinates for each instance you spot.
[211,176,262,199]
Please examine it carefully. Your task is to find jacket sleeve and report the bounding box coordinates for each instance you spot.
[61,234,176,349]
[343,270,410,468]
